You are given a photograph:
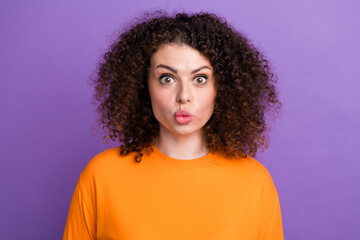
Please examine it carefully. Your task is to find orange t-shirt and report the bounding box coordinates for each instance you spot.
[63,146,283,239]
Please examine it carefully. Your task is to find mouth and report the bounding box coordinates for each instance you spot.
[174,110,192,124]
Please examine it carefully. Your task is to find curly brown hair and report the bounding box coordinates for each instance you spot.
[93,11,280,162]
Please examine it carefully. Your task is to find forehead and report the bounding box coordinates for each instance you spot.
[150,43,212,69]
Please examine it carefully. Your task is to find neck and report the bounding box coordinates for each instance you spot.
[155,126,209,160]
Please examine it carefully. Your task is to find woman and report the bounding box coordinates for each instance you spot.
[63,11,283,239]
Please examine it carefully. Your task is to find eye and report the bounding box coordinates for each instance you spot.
[193,75,208,85]
[159,74,175,84]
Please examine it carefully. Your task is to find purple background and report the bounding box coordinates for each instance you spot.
[1,0,359,239]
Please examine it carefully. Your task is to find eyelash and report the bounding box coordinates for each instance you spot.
[159,74,175,84]
[193,75,208,85]
[159,74,208,85]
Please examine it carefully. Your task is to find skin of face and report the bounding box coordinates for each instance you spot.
[147,43,217,141]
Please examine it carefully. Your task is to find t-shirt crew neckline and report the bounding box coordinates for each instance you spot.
[151,144,215,169]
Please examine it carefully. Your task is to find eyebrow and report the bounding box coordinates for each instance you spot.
[155,64,212,74]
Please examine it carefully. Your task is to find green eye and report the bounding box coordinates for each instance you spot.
[160,74,175,84]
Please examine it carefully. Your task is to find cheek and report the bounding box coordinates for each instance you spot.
[199,89,217,111]
[149,90,171,115]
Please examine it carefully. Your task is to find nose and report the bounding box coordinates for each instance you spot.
[176,83,192,104]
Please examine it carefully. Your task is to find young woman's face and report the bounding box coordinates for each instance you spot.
[148,43,217,137]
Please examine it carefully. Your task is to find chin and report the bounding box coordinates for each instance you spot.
[171,125,204,136]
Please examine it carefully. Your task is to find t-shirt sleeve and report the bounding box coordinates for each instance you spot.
[63,173,96,240]
[258,172,284,240]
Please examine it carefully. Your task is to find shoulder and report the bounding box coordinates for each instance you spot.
[246,157,276,189]
[230,156,279,200]
[243,156,273,179]
[79,147,137,180]
[217,153,275,186]
[243,157,279,196]
[221,153,272,177]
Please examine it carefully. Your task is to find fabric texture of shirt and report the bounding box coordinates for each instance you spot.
[63,145,283,239]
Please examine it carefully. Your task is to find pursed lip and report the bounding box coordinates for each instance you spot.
[174,110,192,124]
[175,110,192,117]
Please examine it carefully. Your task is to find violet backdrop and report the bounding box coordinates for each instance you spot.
[1,0,359,239]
